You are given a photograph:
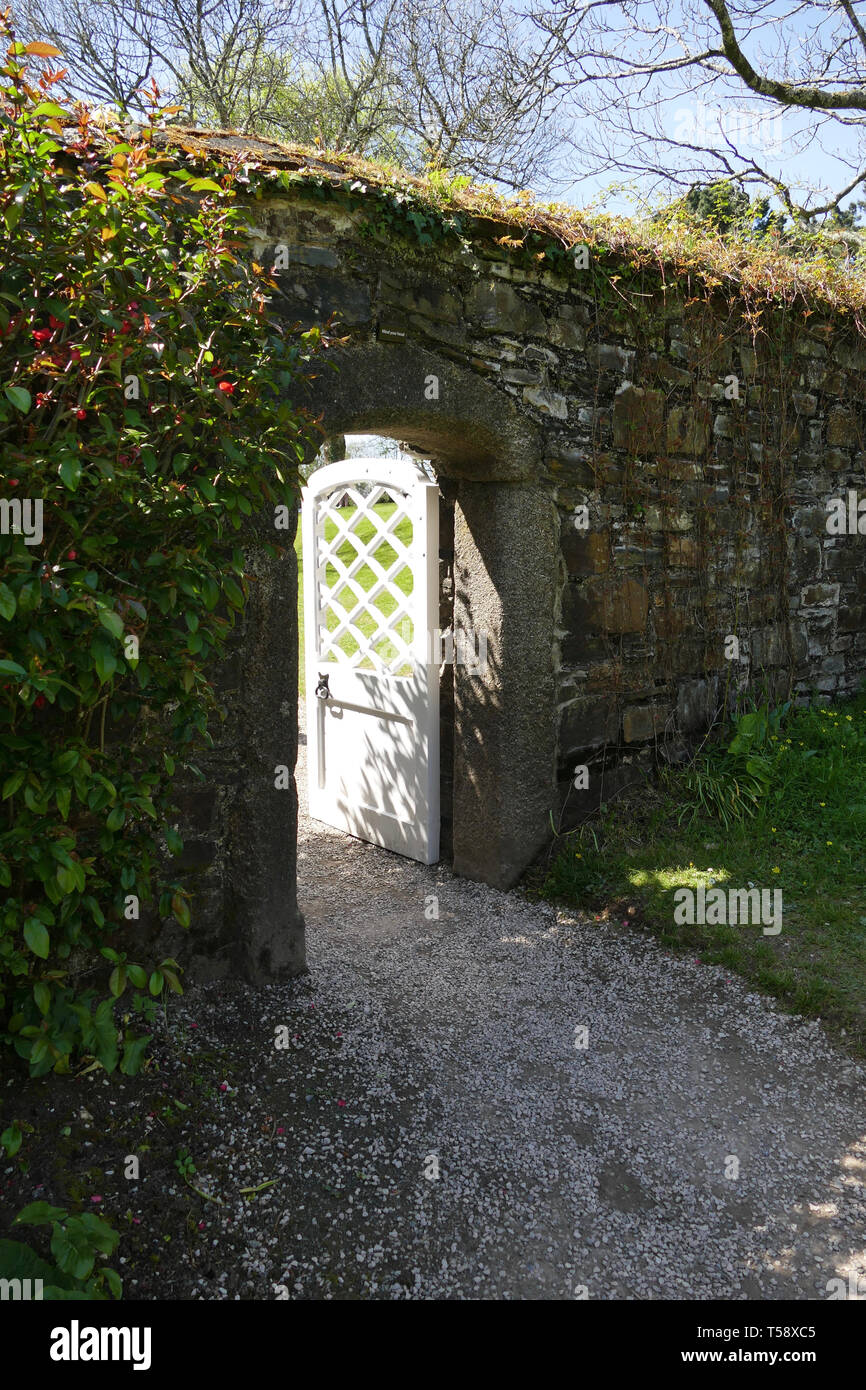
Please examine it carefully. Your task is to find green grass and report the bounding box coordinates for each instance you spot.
[296,500,414,696]
[539,692,866,1053]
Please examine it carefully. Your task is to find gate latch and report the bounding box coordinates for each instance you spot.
[315,673,331,701]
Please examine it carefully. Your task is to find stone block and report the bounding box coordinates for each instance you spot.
[826,409,860,448]
[667,535,700,567]
[559,697,621,752]
[622,704,671,743]
[676,677,717,732]
[612,385,665,453]
[667,405,710,454]
[568,575,649,635]
[801,582,840,608]
[466,280,546,336]
[561,527,611,577]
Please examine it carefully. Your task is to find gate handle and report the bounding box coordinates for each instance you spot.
[315,673,331,700]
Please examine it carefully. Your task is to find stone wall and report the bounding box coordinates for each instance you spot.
[166,175,866,977]
[244,189,866,833]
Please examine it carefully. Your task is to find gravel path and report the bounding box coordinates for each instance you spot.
[176,711,866,1300]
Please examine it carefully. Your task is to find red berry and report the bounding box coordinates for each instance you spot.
[33,327,52,343]
[76,408,87,420]
[218,381,235,395]
[34,695,46,709]
[67,550,77,560]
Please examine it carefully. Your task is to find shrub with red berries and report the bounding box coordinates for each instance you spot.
[0,19,328,1077]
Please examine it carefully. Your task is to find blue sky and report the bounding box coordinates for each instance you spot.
[529,1,866,218]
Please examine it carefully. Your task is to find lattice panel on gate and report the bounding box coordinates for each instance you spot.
[315,483,415,675]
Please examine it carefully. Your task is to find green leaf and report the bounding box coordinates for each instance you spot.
[101,1266,123,1299]
[0,582,16,620]
[77,1213,119,1255]
[91,999,118,1073]
[54,749,79,774]
[170,893,190,929]
[56,864,77,895]
[105,805,125,832]
[223,579,244,610]
[108,965,126,998]
[15,1201,68,1227]
[119,1033,149,1076]
[0,1238,57,1285]
[148,970,164,996]
[4,385,31,413]
[51,1221,96,1281]
[23,919,50,959]
[92,641,117,685]
[1,1122,23,1157]
[126,964,146,989]
[98,609,124,640]
[0,659,26,679]
[58,457,82,491]
[2,769,26,798]
[33,981,51,1015]
[201,577,220,609]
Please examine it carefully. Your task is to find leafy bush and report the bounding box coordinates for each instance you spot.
[0,1201,121,1299]
[665,700,792,829]
[0,23,325,1075]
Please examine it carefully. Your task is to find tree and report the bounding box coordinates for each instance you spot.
[529,0,866,218]
[13,0,559,186]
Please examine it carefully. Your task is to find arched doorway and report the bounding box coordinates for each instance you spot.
[296,339,561,888]
[184,338,562,984]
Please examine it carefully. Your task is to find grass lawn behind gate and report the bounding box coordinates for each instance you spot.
[295,500,415,696]
[539,692,866,1053]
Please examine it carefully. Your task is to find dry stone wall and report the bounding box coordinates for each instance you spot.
[246,188,866,829]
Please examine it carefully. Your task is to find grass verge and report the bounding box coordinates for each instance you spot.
[538,691,866,1053]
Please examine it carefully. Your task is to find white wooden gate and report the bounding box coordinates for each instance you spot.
[301,458,440,864]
